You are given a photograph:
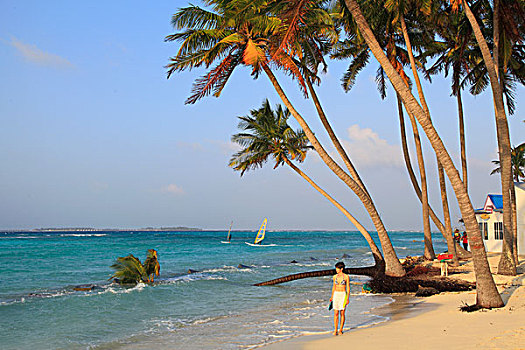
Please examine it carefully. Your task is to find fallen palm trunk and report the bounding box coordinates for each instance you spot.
[254,265,474,294]
[253,265,381,286]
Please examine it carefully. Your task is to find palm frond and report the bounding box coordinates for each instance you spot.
[170,5,221,30]
[341,48,369,92]
[186,52,241,104]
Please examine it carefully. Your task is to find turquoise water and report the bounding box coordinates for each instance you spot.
[0,230,447,349]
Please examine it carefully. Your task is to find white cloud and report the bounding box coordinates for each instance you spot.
[341,124,403,168]
[163,183,185,195]
[9,37,73,68]
[176,141,205,152]
[209,140,241,155]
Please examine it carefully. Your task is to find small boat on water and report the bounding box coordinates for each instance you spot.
[221,221,233,244]
[245,218,267,246]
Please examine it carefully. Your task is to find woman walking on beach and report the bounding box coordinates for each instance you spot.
[330,262,350,335]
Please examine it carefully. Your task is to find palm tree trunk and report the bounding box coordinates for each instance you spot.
[284,158,384,267]
[462,1,515,276]
[306,77,371,199]
[457,90,468,192]
[399,15,435,260]
[397,95,447,236]
[406,107,435,260]
[262,64,406,277]
[254,266,380,286]
[344,0,503,308]
[510,182,518,265]
[437,158,459,266]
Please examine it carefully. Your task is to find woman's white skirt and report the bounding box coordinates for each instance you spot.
[333,291,347,310]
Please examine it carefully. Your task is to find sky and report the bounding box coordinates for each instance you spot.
[0,0,523,231]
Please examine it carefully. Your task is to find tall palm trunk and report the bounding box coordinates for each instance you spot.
[262,65,406,277]
[437,158,459,266]
[399,96,457,265]
[400,16,435,260]
[462,1,515,276]
[306,78,370,199]
[510,182,518,265]
[284,158,384,267]
[457,90,468,192]
[406,107,435,260]
[397,95,447,236]
[344,0,503,308]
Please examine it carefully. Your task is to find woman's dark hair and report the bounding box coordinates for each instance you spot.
[335,262,345,269]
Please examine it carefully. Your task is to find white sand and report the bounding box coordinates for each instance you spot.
[264,254,525,350]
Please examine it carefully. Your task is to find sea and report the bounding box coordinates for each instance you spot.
[0,230,448,349]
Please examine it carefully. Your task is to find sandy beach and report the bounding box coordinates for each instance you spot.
[265,253,525,350]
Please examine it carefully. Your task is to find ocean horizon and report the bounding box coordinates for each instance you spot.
[0,230,448,349]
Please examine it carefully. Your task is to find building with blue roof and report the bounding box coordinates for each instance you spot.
[475,183,525,255]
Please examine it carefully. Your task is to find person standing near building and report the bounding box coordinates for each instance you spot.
[462,232,469,250]
[454,229,461,244]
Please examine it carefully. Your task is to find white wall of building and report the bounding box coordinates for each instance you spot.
[516,183,525,256]
[477,211,504,253]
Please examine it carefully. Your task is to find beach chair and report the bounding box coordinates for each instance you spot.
[437,254,454,276]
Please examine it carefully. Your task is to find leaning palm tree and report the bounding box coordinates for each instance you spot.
[110,249,160,285]
[230,99,385,268]
[341,0,503,308]
[166,0,406,277]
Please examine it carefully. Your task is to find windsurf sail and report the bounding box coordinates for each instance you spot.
[226,221,233,242]
[254,218,267,244]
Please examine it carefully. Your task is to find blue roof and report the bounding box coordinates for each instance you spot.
[488,194,503,210]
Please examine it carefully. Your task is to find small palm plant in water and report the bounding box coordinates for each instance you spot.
[110,249,160,285]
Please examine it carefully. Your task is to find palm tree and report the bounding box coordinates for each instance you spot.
[491,143,525,181]
[341,0,503,308]
[491,142,524,267]
[229,100,385,268]
[332,0,448,261]
[455,0,516,276]
[110,249,160,285]
[166,0,406,276]
[423,7,477,194]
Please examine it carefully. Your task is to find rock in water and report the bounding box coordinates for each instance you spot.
[73,284,97,291]
[238,264,252,269]
[187,269,200,274]
[310,257,318,261]
[415,285,440,297]
[290,260,298,263]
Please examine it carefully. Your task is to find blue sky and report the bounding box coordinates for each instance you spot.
[0,0,523,231]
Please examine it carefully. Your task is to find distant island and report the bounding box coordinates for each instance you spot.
[23,227,203,232]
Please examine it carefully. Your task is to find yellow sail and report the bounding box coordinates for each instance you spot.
[254,218,267,244]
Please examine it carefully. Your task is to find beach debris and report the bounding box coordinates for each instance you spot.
[368,274,474,294]
[290,260,298,263]
[459,302,483,312]
[238,264,253,269]
[415,285,440,297]
[187,269,200,274]
[407,265,432,276]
